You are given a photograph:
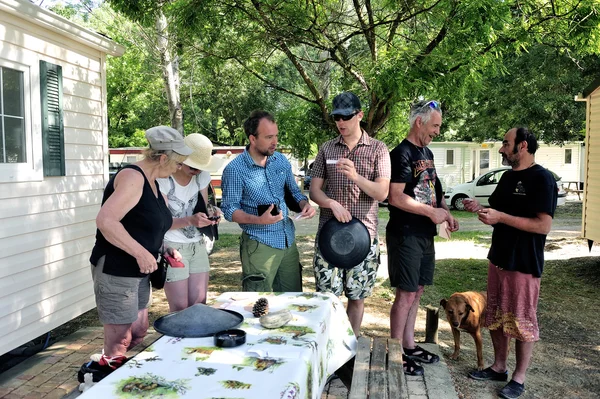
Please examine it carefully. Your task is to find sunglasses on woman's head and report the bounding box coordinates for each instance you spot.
[333,112,357,122]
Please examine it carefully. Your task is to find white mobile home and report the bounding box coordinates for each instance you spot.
[0,0,124,355]
[428,141,584,191]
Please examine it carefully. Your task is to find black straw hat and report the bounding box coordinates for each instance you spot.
[154,303,243,337]
[318,217,371,269]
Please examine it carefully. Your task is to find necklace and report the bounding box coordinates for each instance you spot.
[528,161,536,168]
[410,141,429,160]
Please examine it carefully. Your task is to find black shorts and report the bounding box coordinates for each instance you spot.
[386,232,435,292]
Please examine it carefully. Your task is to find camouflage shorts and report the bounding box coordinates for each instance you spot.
[313,237,380,300]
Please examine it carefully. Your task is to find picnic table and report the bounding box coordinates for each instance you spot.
[563,181,583,199]
[79,292,357,399]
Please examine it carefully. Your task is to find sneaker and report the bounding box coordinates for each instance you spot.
[468,367,508,381]
[498,380,525,399]
[77,361,114,383]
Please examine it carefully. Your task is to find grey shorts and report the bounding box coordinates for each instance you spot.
[386,233,435,292]
[91,255,151,325]
[164,240,210,283]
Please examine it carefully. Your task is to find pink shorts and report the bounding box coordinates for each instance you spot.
[484,262,541,342]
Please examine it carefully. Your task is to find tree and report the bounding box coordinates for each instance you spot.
[175,0,600,140]
[106,0,184,132]
[442,46,600,143]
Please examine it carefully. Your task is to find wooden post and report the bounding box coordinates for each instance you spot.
[425,305,439,344]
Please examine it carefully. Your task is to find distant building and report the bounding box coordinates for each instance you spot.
[428,141,584,191]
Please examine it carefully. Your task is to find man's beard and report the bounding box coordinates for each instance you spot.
[501,154,519,167]
[258,148,275,157]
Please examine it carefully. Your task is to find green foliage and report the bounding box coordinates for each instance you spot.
[179,55,281,145]
[46,0,600,147]
[443,46,600,143]
[172,0,600,144]
[108,129,148,148]
[105,0,162,25]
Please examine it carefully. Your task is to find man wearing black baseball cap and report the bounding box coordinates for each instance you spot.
[309,92,391,336]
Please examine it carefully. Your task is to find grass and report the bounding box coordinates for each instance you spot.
[378,206,488,223]
[434,230,492,244]
[373,258,489,308]
[212,234,239,251]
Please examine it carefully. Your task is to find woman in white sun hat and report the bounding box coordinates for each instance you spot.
[158,133,224,311]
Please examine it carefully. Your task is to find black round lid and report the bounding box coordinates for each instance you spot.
[317,217,371,269]
[153,304,243,338]
[214,329,246,348]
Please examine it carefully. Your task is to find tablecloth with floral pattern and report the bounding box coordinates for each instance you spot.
[80,291,357,399]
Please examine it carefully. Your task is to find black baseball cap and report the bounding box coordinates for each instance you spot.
[331,92,361,116]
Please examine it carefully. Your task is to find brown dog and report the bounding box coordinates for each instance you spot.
[440,291,487,370]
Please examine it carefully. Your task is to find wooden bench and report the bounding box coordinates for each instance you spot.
[349,336,408,399]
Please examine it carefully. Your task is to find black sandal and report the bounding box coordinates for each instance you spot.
[402,355,424,376]
[404,345,440,364]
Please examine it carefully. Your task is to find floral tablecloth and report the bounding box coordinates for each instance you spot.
[80,292,357,399]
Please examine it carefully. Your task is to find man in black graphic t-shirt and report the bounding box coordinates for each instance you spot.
[386,100,459,376]
[466,127,557,399]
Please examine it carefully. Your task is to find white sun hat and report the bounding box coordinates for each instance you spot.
[183,133,225,172]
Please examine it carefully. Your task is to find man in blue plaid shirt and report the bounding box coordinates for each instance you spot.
[221,110,316,292]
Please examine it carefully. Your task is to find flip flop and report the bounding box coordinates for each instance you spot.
[404,345,440,364]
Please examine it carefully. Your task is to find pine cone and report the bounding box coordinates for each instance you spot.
[252,297,269,317]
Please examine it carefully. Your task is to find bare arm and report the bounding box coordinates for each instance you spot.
[96,169,158,273]
[478,209,552,235]
[297,199,316,219]
[388,182,449,224]
[231,206,283,225]
[170,186,214,229]
[309,176,352,223]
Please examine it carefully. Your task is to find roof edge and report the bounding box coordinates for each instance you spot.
[582,76,600,98]
[0,0,125,56]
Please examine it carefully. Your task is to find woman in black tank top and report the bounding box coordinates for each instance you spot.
[81,126,192,383]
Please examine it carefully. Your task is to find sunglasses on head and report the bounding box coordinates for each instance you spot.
[333,112,357,122]
[412,100,440,111]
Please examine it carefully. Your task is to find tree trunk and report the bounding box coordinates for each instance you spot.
[155,10,183,133]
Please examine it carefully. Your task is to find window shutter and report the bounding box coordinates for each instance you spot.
[40,60,65,176]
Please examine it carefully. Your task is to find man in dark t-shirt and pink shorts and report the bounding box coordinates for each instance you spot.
[466,127,557,399]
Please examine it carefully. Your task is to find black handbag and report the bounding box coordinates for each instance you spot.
[284,184,303,213]
[150,254,168,289]
[192,190,218,242]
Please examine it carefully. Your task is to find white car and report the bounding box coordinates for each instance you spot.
[444,167,567,210]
